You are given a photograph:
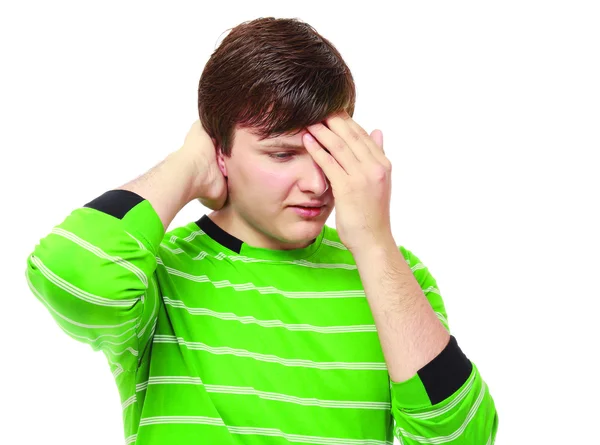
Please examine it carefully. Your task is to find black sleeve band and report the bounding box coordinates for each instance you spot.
[418,335,473,405]
[83,189,145,220]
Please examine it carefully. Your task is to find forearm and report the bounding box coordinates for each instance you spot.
[117,149,199,231]
[352,238,450,383]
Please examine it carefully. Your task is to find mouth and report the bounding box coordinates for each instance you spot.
[289,205,325,218]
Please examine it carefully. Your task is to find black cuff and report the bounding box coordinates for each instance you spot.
[83,189,145,220]
[418,335,473,405]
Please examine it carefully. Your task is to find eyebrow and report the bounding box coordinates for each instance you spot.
[258,141,305,149]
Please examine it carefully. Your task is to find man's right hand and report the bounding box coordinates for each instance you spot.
[117,119,228,230]
[179,120,228,211]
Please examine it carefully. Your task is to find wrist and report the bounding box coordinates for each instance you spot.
[349,232,397,256]
[169,149,204,205]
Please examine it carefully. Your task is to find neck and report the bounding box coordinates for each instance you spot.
[207,206,316,250]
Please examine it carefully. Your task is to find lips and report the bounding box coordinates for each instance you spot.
[292,203,325,208]
[290,205,324,218]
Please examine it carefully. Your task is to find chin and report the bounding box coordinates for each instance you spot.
[285,220,325,240]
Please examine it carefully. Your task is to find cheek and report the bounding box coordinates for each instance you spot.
[251,166,295,193]
[228,158,297,200]
[264,171,290,191]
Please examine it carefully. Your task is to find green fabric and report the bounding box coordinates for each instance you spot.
[26,199,497,444]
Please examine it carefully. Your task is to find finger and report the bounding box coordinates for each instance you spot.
[324,112,376,165]
[370,129,383,150]
[302,132,347,183]
[306,121,361,175]
[343,116,389,166]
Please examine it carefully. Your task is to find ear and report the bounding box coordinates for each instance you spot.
[215,143,228,178]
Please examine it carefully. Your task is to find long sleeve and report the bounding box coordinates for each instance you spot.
[25,189,165,373]
[390,247,499,444]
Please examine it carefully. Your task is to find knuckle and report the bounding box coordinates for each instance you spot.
[356,127,370,138]
[371,165,388,180]
[333,141,347,152]
[324,153,337,165]
[349,130,362,144]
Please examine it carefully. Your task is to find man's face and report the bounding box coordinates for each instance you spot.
[215,125,335,250]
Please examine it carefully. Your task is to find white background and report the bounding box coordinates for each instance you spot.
[1,1,599,444]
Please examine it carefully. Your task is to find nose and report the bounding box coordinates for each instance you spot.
[298,157,330,196]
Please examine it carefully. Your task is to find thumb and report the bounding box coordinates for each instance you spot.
[370,129,384,151]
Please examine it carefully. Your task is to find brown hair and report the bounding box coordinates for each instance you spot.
[198,17,356,156]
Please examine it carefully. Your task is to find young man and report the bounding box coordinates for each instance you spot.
[25,17,498,445]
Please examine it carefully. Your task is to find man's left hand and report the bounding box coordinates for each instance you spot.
[303,111,394,253]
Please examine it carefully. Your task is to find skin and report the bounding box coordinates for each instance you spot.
[209,110,449,382]
[302,111,450,383]
[208,126,335,250]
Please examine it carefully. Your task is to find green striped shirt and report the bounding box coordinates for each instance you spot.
[25,189,498,444]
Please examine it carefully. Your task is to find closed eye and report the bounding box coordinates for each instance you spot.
[268,152,295,161]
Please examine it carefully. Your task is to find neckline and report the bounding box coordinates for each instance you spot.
[194,214,326,261]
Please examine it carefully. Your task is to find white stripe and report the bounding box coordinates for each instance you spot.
[155,259,365,299]
[135,376,203,391]
[422,285,441,296]
[160,245,185,254]
[162,297,376,333]
[26,266,141,362]
[227,425,390,445]
[125,231,147,250]
[135,376,390,409]
[124,434,137,445]
[30,255,139,307]
[394,381,488,444]
[110,346,139,357]
[148,320,157,341]
[410,262,427,273]
[161,231,356,269]
[435,312,449,330]
[55,323,138,358]
[193,251,209,260]
[139,415,224,426]
[164,246,358,269]
[121,394,137,410]
[137,278,160,339]
[291,259,356,270]
[166,230,347,252]
[138,416,391,444]
[48,319,138,354]
[105,356,127,379]
[182,229,205,243]
[27,271,139,358]
[322,238,348,250]
[153,335,387,370]
[137,376,203,390]
[204,384,390,409]
[51,227,148,288]
[25,269,139,333]
[404,370,476,420]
